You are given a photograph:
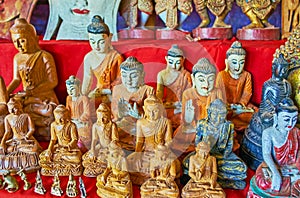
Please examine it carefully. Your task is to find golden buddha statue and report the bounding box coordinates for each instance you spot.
[0,98,42,173]
[96,142,133,198]
[82,103,119,177]
[39,105,82,176]
[8,18,59,141]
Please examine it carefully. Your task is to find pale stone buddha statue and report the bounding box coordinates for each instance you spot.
[8,18,59,141]
[0,76,8,139]
[184,99,248,190]
[39,105,82,176]
[216,41,255,131]
[141,144,180,198]
[96,142,133,198]
[82,103,119,177]
[0,98,42,173]
[82,15,123,109]
[156,44,192,129]
[250,98,300,197]
[111,56,154,151]
[66,75,92,152]
[182,141,225,198]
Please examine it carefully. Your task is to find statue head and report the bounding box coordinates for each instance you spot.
[165,44,185,71]
[120,56,145,92]
[10,18,40,53]
[195,141,211,157]
[207,99,227,125]
[273,98,298,132]
[53,105,71,125]
[7,98,23,114]
[66,75,81,98]
[271,53,290,80]
[96,103,111,124]
[87,15,111,54]
[225,41,246,79]
[192,58,216,96]
[143,95,164,121]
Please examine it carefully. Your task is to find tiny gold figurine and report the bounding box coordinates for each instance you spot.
[17,169,31,190]
[79,177,87,198]
[0,170,19,193]
[34,170,46,195]
[51,172,63,196]
[66,173,78,197]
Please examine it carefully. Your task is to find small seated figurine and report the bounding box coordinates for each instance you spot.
[8,18,59,141]
[0,170,19,193]
[126,95,175,185]
[182,141,225,198]
[184,99,248,190]
[156,44,192,129]
[249,98,300,197]
[39,105,82,176]
[79,177,87,198]
[17,169,31,190]
[66,75,92,152]
[51,172,63,196]
[0,98,42,173]
[140,145,180,198]
[34,170,46,195]
[66,174,78,197]
[82,103,119,177]
[96,142,133,198]
[111,56,154,151]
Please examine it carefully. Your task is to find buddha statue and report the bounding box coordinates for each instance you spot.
[66,75,92,152]
[241,54,292,170]
[216,41,255,131]
[81,15,123,109]
[182,141,225,198]
[249,98,300,197]
[66,174,78,197]
[0,76,8,139]
[39,105,82,176]
[8,18,59,141]
[140,145,180,198]
[51,172,63,196]
[111,56,154,151]
[96,142,133,198]
[236,0,280,29]
[184,99,248,190]
[0,98,42,173]
[156,44,192,129]
[82,103,119,177]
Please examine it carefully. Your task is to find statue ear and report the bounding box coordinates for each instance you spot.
[191,75,195,88]
[165,56,168,63]
[273,113,278,128]
[225,59,229,72]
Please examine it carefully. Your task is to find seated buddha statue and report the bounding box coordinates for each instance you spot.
[111,56,154,151]
[126,95,178,185]
[249,98,300,197]
[39,105,82,176]
[8,18,59,141]
[66,75,92,152]
[141,144,180,198]
[182,141,225,198]
[0,98,42,173]
[216,41,255,131]
[82,103,119,177]
[96,142,133,198]
[184,99,248,190]
[156,44,192,129]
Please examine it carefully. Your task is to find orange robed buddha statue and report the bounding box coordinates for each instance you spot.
[39,105,82,176]
[8,18,59,141]
[82,103,119,177]
[0,98,42,173]
[111,56,154,151]
[156,44,192,129]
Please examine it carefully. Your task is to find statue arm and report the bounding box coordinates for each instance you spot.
[68,123,79,149]
[90,124,98,155]
[81,56,93,96]
[156,71,165,100]
[47,123,57,154]
[79,96,91,122]
[25,114,35,139]
[110,54,123,88]
[223,123,235,157]
[239,72,252,106]
[7,58,21,94]
[135,120,145,152]
[0,77,8,103]
[211,156,218,188]
[1,117,11,150]
[165,119,173,147]
[111,123,119,143]
[188,156,197,181]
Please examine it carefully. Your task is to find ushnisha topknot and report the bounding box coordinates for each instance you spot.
[120,56,144,71]
[144,94,163,106]
[226,41,246,58]
[10,18,37,36]
[192,58,216,75]
[97,103,111,113]
[66,75,81,87]
[275,97,298,114]
[167,44,184,57]
[54,104,70,119]
[87,15,110,35]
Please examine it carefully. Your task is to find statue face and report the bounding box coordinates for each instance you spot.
[96,110,110,124]
[193,72,215,96]
[121,69,144,91]
[144,104,160,121]
[11,34,29,53]
[274,63,289,79]
[88,33,110,53]
[276,111,298,132]
[66,84,80,97]
[226,54,245,79]
[166,56,184,71]
[54,112,68,124]
[209,110,227,125]
[7,103,20,114]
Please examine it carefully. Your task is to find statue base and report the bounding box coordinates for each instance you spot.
[192,27,233,40]
[236,28,280,40]
[156,29,189,40]
[118,28,155,39]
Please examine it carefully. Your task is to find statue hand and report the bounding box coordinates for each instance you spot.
[185,99,195,123]
[211,173,217,188]
[100,175,106,185]
[128,102,141,119]
[271,173,282,192]
[118,98,131,117]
